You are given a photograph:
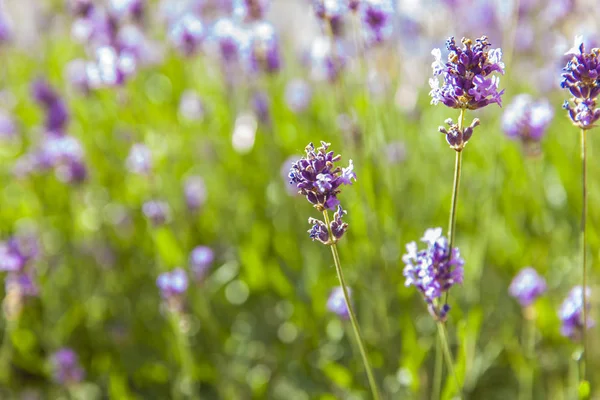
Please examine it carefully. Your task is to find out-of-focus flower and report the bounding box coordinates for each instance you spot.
[0,110,17,139]
[179,90,205,121]
[0,236,38,272]
[438,117,480,151]
[233,0,269,21]
[559,286,594,341]
[142,200,171,226]
[289,141,355,211]
[360,0,394,46]
[231,112,257,154]
[429,36,505,110]
[168,13,205,56]
[210,18,248,63]
[183,175,207,211]
[0,5,11,43]
[189,246,213,281]
[68,0,95,17]
[252,90,270,124]
[52,348,85,385]
[309,36,346,82]
[502,95,553,154]
[86,46,137,89]
[5,272,38,298]
[285,79,312,113]
[248,22,280,74]
[384,141,406,164]
[312,0,348,22]
[157,268,188,310]
[327,286,351,319]
[509,267,547,307]
[402,227,464,321]
[561,36,600,130]
[65,59,91,93]
[31,79,70,133]
[71,7,117,47]
[126,143,152,175]
[109,0,145,20]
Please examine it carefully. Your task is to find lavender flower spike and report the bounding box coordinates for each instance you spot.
[561,36,600,130]
[438,117,480,151]
[559,286,594,341]
[52,348,85,385]
[509,267,547,308]
[402,227,464,321]
[327,286,351,319]
[289,141,355,211]
[502,94,554,154]
[429,36,505,110]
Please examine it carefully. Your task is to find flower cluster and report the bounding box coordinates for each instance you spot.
[558,286,594,341]
[429,36,505,110]
[143,200,171,226]
[359,0,394,47]
[561,36,600,130]
[157,268,188,311]
[438,117,480,151]
[502,94,554,153]
[32,79,70,133]
[508,267,547,308]
[308,205,349,244]
[168,13,205,57]
[289,141,355,211]
[327,286,351,319]
[402,228,464,321]
[0,235,39,318]
[52,348,85,385]
[189,246,214,282]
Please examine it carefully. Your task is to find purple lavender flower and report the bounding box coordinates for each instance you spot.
[0,236,38,272]
[312,0,347,23]
[0,111,17,139]
[179,90,205,121]
[429,36,505,110]
[86,46,137,89]
[183,175,207,211]
[307,217,330,244]
[189,246,213,281]
[68,0,94,17]
[289,141,355,211]
[508,267,547,307]
[402,227,464,321]
[142,200,171,226]
[438,117,480,151]
[5,272,38,297]
[65,59,91,93]
[502,95,554,146]
[248,22,280,74]
[0,6,11,43]
[285,79,312,114]
[210,18,248,64]
[360,0,394,46]
[52,348,85,385]
[233,0,269,21]
[31,79,70,133]
[559,286,594,341]
[327,286,351,319]
[252,90,270,124]
[330,205,349,240]
[125,143,152,175]
[157,268,188,310]
[309,36,346,82]
[109,0,144,21]
[561,36,600,130]
[168,13,205,57]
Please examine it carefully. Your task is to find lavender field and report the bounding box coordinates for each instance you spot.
[0,0,599,399]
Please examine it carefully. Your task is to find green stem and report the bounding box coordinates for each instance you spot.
[323,211,381,400]
[437,322,463,400]
[519,310,536,400]
[169,311,198,399]
[432,333,443,400]
[580,128,588,384]
[448,109,465,251]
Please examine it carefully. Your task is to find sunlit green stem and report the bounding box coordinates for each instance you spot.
[448,109,465,251]
[169,311,199,399]
[580,128,588,385]
[437,322,463,399]
[323,211,381,400]
[519,308,536,400]
[432,333,443,400]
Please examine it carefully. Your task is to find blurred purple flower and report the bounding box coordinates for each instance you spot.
[179,90,205,121]
[52,348,85,385]
[109,0,144,20]
[210,18,248,63]
[189,246,213,281]
[233,0,269,21]
[285,79,312,113]
[360,0,394,46]
[0,236,38,272]
[289,141,355,211]
[157,268,188,307]
[403,227,464,321]
[0,110,17,139]
[248,22,280,74]
[143,200,171,226]
[68,0,95,17]
[509,267,547,307]
[0,6,11,43]
[126,143,152,175]
[31,79,70,133]
[168,13,205,56]
[5,272,38,298]
[327,286,351,319]
[65,59,91,93]
[86,46,136,89]
[429,36,505,110]
[183,175,207,211]
[502,95,554,145]
[252,90,270,124]
[559,286,594,341]
[312,0,347,21]
[309,36,346,82]
[561,36,600,130]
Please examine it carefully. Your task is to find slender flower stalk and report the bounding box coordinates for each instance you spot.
[437,322,462,399]
[289,142,380,399]
[560,35,600,385]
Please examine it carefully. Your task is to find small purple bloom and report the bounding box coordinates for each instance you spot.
[561,36,600,130]
[289,141,355,211]
[327,286,351,319]
[109,0,144,20]
[429,36,505,110]
[252,90,271,124]
[285,79,312,113]
[438,117,480,151]
[157,268,188,303]
[125,143,152,175]
[5,272,38,298]
[281,156,300,195]
[0,236,38,272]
[233,0,269,21]
[86,46,137,89]
[312,0,347,21]
[509,267,547,307]
[502,95,554,145]
[248,22,280,74]
[31,79,70,133]
[168,13,205,57]
[142,200,171,226]
[403,228,464,321]
[360,0,394,46]
[0,111,17,139]
[183,175,207,211]
[307,218,330,244]
[52,348,85,385]
[330,205,348,240]
[189,246,213,281]
[309,36,346,82]
[559,286,594,341]
[210,18,248,64]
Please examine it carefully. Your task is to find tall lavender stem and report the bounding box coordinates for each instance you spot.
[323,210,380,400]
[448,109,465,252]
[437,322,463,399]
[432,334,443,400]
[580,128,588,382]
